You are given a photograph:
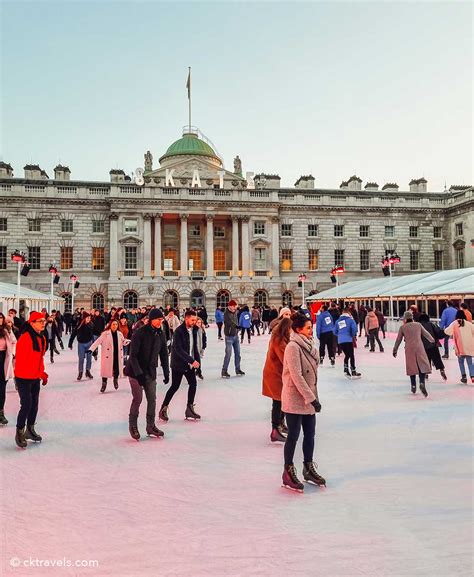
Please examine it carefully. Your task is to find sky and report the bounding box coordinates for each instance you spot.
[1,0,472,190]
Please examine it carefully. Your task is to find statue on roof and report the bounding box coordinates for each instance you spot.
[233,155,242,177]
[144,150,153,172]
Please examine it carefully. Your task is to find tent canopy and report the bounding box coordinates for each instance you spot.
[307,268,474,301]
[0,282,64,301]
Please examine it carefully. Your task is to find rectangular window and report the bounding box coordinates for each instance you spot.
[281,223,292,237]
[308,249,319,271]
[92,220,105,234]
[281,249,292,271]
[433,226,442,239]
[455,248,465,268]
[124,219,138,234]
[163,249,177,271]
[28,247,40,269]
[409,250,419,271]
[189,224,201,238]
[307,224,318,237]
[385,225,395,237]
[434,250,443,271]
[334,249,344,267]
[188,249,202,270]
[360,249,370,270]
[0,246,6,269]
[409,226,418,238]
[164,224,177,238]
[214,225,225,238]
[214,249,226,270]
[455,222,463,236]
[0,218,7,232]
[124,246,137,270]
[255,247,266,269]
[359,225,369,237]
[28,219,41,232]
[334,225,344,237]
[92,247,105,270]
[61,219,73,233]
[60,247,73,270]
[254,221,265,235]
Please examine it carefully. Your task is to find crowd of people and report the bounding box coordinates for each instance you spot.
[0,298,472,493]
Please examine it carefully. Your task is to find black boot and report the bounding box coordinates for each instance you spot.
[25,424,42,442]
[100,378,107,393]
[0,409,8,425]
[113,378,119,390]
[85,370,93,379]
[15,426,27,448]
[419,382,428,397]
[128,416,140,441]
[282,464,304,492]
[146,416,164,437]
[344,366,352,379]
[236,369,245,376]
[303,461,326,486]
[270,428,286,443]
[185,403,201,420]
[221,370,231,379]
[158,405,169,422]
[77,371,83,381]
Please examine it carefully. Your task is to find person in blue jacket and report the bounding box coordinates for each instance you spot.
[239,305,252,344]
[333,307,361,379]
[215,307,224,341]
[439,301,458,359]
[316,305,335,366]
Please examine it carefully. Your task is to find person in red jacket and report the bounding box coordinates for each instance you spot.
[14,311,48,449]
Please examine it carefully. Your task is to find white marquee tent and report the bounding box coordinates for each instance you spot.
[0,282,64,317]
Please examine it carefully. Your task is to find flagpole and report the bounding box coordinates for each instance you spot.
[188,66,191,132]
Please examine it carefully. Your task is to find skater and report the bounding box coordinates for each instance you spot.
[215,306,224,340]
[333,307,361,379]
[13,312,48,448]
[125,308,169,440]
[239,305,252,344]
[159,309,202,422]
[365,308,384,352]
[262,316,291,443]
[91,309,106,359]
[439,301,458,359]
[460,302,472,322]
[0,313,17,425]
[375,308,386,339]
[418,313,447,381]
[45,314,61,364]
[251,306,261,336]
[63,310,73,335]
[262,305,271,334]
[316,305,335,366]
[8,308,24,332]
[195,317,207,379]
[281,314,325,492]
[165,309,181,340]
[268,307,278,333]
[357,304,367,337]
[221,300,245,378]
[88,319,128,392]
[69,312,95,380]
[54,310,65,349]
[329,303,341,355]
[118,315,131,364]
[392,310,435,396]
[444,310,474,384]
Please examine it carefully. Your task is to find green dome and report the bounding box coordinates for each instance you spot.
[159,133,221,164]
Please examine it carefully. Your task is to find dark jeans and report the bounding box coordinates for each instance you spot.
[284,413,316,465]
[369,328,383,351]
[0,350,6,410]
[358,320,366,337]
[222,335,241,372]
[319,331,334,360]
[271,399,285,429]
[129,376,157,420]
[16,378,41,428]
[443,335,450,356]
[380,323,386,338]
[240,327,252,342]
[251,320,261,336]
[162,368,197,407]
[426,346,445,371]
[217,322,223,339]
[340,341,356,370]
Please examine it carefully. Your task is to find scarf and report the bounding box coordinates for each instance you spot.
[291,332,319,361]
[24,323,47,353]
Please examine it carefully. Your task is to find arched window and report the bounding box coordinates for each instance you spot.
[282,291,293,307]
[254,289,268,307]
[123,290,138,309]
[190,289,205,308]
[91,293,105,311]
[216,289,230,309]
[163,289,179,310]
[61,292,72,313]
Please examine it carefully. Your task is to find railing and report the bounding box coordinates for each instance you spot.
[117,270,144,278]
[89,187,110,195]
[190,270,205,279]
[215,270,231,277]
[119,186,142,194]
[249,191,270,198]
[163,270,179,277]
[25,185,45,193]
[57,186,77,194]
[254,270,268,277]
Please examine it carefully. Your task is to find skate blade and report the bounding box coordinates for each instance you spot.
[184,417,201,421]
[282,483,304,493]
[304,479,326,487]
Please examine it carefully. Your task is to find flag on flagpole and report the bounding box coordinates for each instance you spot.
[186,68,191,100]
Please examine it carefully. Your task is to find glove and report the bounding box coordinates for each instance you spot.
[137,374,147,388]
[392,352,397,358]
[311,399,322,413]
[163,376,169,385]
[41,372,49,387]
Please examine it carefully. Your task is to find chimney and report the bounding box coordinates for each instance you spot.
[364,182,379,191]
[23,164,42,180]
[54,164,71,181]
[294,175,315,190]
[0,162,13,178]
[382,183,399,192]
[109,169,126,183]
[347,175,362,191]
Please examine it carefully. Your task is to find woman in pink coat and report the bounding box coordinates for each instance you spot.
[444,310,474,384]
[89,320,128,393]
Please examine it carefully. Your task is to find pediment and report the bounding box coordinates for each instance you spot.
[249,238,271,247]
[119,235,143,245]
[452,239,466,249]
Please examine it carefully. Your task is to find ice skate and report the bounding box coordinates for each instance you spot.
[344,367,352,379]
[158,406,169,422]
[440,370,447,381]
[15,427,27,449]
[320,357,324,366]
[270,428,286,443]
[330,358,335,367]
[77,371,83,381]
[303,462,326,486]
[185,403,201,420]
[460,376,467,384]
[282,464,304,493]
[146,418,164,437]
[25,424,42,442]
[128,417,140,441]
[0,410,8,425]
[85,370,93,379]
[236,369,245,376]
[221,370,231,379]
[100,378,107,393]
[113,378,119,390]
[411,382,417,394]
[351,369,361,379]
[419,382,428,397]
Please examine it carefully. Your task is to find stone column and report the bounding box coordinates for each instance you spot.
[143,214,152,278]
[180,214,189,277]
[271,216,280,278]
[241,216,250,277]
[109,213,118,279]
[232,216,240,276]
[206,214,214,278]
[154,213,162,277]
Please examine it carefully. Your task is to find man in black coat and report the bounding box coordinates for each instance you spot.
[159,310,201,422]
[125,308,169,440]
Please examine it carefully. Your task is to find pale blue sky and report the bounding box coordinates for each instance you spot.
[1,0,472,190]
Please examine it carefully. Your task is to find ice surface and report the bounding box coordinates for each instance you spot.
[1,328,472,577]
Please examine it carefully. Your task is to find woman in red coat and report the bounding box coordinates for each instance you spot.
[262,316,292,443]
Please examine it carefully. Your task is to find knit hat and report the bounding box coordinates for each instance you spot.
[148,308,164,321]
[82,311,91,319]
[228,300,237,307]
[279,307,291,317]
[29,311,45,323]
[404,310,413,321]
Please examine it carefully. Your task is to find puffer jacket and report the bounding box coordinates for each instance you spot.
[333,313,358,344]
[365,311,379,332]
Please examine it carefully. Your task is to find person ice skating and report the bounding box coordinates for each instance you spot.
[333,307,361,379]
[45,314,61,363]
[418,313,447,381]
[262,316,291,443]
[215,306,224,340]
[281,314,325,492]
[439,301,458,359]
[316,305,335,366]
[221,300,245,378]
[357,304,367,337]
[365,308,384,352]
[91,309,106,360]
[444,310,474,384]
[125,308,169,440]
[89,319,129,392]
[393,310,435,396]
[251,306,261,336]
[460,302,472,322]
[159,310,202,422]
[53,310,65,349]
[13,312,48,448]
[262,305,271,334]
[239,305,252,344]
[69,312,95,380]
[0,313,17,426]
[166,309,181,340]
[195,317,207,380]
[8,308,24,332]
[375,308,386,339]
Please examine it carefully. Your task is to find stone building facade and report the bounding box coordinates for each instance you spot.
[0,128,472,312]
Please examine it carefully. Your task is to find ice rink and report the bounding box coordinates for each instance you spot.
[1,326,472,577]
